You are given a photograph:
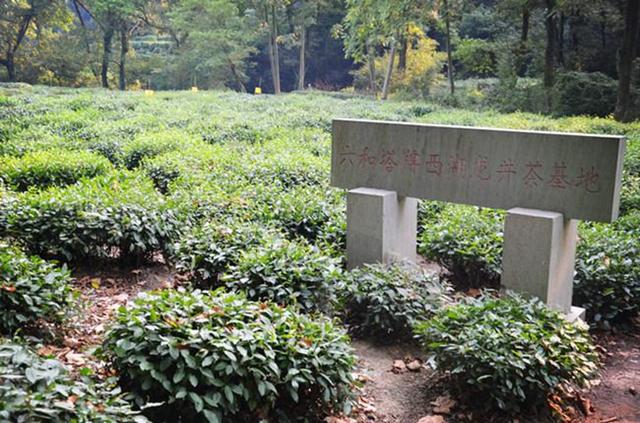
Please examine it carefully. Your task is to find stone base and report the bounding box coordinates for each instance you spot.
[346,188,417,269]
[501,207,578,314]
[565,306,586,323]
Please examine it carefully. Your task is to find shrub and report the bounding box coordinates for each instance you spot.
[0,244,72,334]
[0,172,181,264]
[414,294,599,413]
[222,237,342,313]
[419,205,503,290]
[102,289,356,422]
[88,140,124,165]
[257,186,345,244]
[338,262,451,340]
[122,132,180,169]
[456,38,497,77]
[574,223,640,327]
[620,174,640,215]
[0,149,112,191]
[0,340,146,422]
[552,72,618,117]
[171,219,271,285]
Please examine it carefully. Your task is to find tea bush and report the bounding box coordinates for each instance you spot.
[0,172,181,263]
[338,262,451,339]
[419,205,504,290]
[171,219,272,285]
[222,237,342,313]
[414,294,599,413]
[0,340,146,422]
[122,132,181,169]
[0,149,112,191]
[102,289,355,422]
[574,223,640,327]
[0,244,72,334]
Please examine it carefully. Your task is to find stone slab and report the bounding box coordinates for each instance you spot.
[332,119,626,223]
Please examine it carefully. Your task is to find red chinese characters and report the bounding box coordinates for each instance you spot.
[523,161,544,187]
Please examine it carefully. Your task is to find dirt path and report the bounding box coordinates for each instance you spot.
[585,330,640,423]
[352,340,443,423]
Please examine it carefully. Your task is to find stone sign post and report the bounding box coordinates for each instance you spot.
[331,118,626,319]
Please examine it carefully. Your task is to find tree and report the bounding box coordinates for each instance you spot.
[79,0,145,89]
[247,0,291,94]
[169,0,257,91]
[291,0,324,90]
[614,0,639,122]
[0,0,71,81]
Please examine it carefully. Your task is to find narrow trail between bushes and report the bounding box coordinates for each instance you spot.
[585,329,640,423]
[351,340,446,423]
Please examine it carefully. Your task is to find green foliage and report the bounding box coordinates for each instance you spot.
[122,132,181,169]
[552,72,618,118]
[456,38,497,77]
[222,237,342,313]
[0,149,112,191]
[338,262,451,340]
[0,172,181,263]
[414,294,599,413]
[0,244,72,334]
[574,222,640,327]
[0,340,147,422]
[102,289,356,422]
[419,205,504,290]
[171,219,271,285]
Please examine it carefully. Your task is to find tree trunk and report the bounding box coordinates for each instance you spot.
[3,54,16,81]
[297,25,306,90]
[269,5,281,94]
[102,25,115,89]
[381,43,396,100]
[366,40,376,94]
[398,37,408,71]
[119,27,128,91]
[521,7,530,43]
[543,1,557,89]
[229,59,247,92]
[444,0,455,96]
[615,0,639,122]
[558,12,566,67]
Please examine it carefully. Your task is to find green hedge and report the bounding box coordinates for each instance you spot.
[415,294,598,414]
[338,262,451,340]
[0,149,112,191]
[171,219,272,285]
[102,289,355,422]
[0,340,146,422]
[419,205,503,290]
[222,237,342,313]
[574,222,640,327]
[0,244,72,334]
[0,172,181,264]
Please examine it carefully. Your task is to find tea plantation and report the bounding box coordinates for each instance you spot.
[1,85,639,421]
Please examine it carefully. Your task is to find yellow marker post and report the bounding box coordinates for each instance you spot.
[191,86,199,92]
[254,87,262,95]
[144,90,155,96]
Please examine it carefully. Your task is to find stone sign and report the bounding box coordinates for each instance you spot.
[331,118,626,319]
[332,119,625,223]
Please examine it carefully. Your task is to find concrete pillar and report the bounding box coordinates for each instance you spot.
[346,188,417,270]
[501,207,585,320]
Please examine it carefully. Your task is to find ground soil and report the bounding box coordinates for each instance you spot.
[35,264,640,423]
[584,329,640,423]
